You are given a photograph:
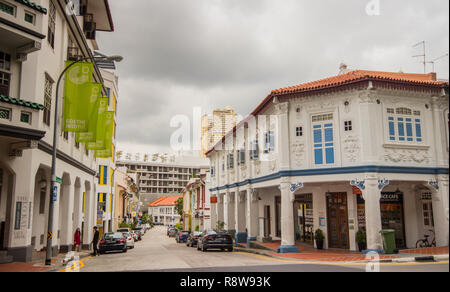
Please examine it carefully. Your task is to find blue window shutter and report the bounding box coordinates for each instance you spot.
[415,120,422,139]
[314,149,323,165]
[269,131,274,152]
[313,129,322,143]
[103,167,108,185]
[324,127,333,142]
[398,118,405,141]
[406,120,413,141]
[326,147,335,164]
[388,117,395,139]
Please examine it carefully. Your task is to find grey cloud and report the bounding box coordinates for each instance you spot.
[97,0,449,153]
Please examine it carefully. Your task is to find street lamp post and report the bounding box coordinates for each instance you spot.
[45,55,122,266]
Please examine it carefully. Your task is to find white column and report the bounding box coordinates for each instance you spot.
[60,181,75,252]
[274,102,290,171]
[432,175,449,247]
[430,96,448,167]
[246,188,259,246]
[278,180,298,253]
[362,174,383,252]
[235,190,246,244]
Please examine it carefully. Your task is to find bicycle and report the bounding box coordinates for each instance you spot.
[416,229,436,248]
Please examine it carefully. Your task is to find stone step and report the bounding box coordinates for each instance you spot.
[0,250,13,264]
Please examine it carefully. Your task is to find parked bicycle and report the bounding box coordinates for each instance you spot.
[416,229,436,248]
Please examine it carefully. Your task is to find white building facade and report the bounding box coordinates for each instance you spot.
[0,0,115,262]
[207,69,449,253]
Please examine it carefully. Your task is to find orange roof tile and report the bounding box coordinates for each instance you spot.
[149,196,182,207]
[271,70,446,95]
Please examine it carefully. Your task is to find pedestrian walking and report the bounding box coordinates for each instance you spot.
[92,226,100,256]
[74,228,81,252]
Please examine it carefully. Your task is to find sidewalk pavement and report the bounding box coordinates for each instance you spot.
[0,249,93,272]
[235,241,449,264]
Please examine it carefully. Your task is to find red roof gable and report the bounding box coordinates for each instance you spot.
[149,196,182,207]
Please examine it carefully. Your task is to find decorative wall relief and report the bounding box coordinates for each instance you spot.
[240,165,248,179]
[253,160,261,175]
[343,135,361,163]
[269,160,277,172]
[383,148,430,164]
[291,142,305,167]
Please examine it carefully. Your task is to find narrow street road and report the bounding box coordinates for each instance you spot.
[75,227,448,272]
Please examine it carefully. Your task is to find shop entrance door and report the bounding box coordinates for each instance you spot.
[326,193,349,249]
[294,194,313,244]
[264,206,271,238]
[421,192,434,230]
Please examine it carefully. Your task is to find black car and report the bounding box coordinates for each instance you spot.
[176,230,190,243]
[186,231,203,247]
[133,228,143,240]
[99,232,127,254]
[197,230,233,252]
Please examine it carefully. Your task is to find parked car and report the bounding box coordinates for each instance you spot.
[167,227,177,237]
[186,231,202,247]
[122,232,135,249]
[176,230,190,243]
[133,229,142,241]
[134,226,145,236]
[117,227,131,233]
[130,231,139,241]
[197,230,233,252]
[154,222,164,226]
[99,232,127,254]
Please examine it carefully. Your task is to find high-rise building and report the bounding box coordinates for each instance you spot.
[200,106,238,157]
[116,156,210,208]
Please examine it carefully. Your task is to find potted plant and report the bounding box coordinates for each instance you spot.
[356,229,367,252]
[314,229,325,250]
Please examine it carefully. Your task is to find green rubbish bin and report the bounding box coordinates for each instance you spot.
[380,229,396,254]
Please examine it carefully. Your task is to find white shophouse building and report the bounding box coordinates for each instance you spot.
[0,0,116,262]
[206,68,449,253]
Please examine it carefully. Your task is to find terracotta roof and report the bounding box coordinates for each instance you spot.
[205,70,449,156]
[271,70,446,95]
[149,196,182,207]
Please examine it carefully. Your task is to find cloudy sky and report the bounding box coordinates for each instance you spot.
[96,0,449,156]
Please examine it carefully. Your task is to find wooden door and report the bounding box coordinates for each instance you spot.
[326,193,350,249]
[264,206,271,237]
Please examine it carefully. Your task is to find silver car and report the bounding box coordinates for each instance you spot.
[122,232,135,249]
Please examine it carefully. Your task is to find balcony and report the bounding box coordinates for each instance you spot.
[0,0,45,61]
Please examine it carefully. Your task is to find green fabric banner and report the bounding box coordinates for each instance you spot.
[75,83,102,143]
[95,111,115,158]
[63,61,94,132]
[86,98,110,150]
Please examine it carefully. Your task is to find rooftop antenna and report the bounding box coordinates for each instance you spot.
[412,41,427,73]
[427,53,449,73]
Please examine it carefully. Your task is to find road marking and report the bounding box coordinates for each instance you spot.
[234,252,449,267]
[56,256,93,272]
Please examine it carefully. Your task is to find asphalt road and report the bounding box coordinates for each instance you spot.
[74,226,448,273]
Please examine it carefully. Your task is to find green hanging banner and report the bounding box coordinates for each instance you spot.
[63,61,94,132]
[75,83,103,143]
[86,98,110,150]
[95,111,115,158]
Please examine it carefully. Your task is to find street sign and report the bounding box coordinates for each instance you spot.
[47,231,53,240]
[56,177,62,184]
[52,186,58,202]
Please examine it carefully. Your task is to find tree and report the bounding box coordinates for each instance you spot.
[175,197,183,217]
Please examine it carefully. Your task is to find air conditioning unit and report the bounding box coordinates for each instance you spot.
[83,14,96,40]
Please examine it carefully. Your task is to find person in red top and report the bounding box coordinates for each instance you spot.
[74,228,81,252]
